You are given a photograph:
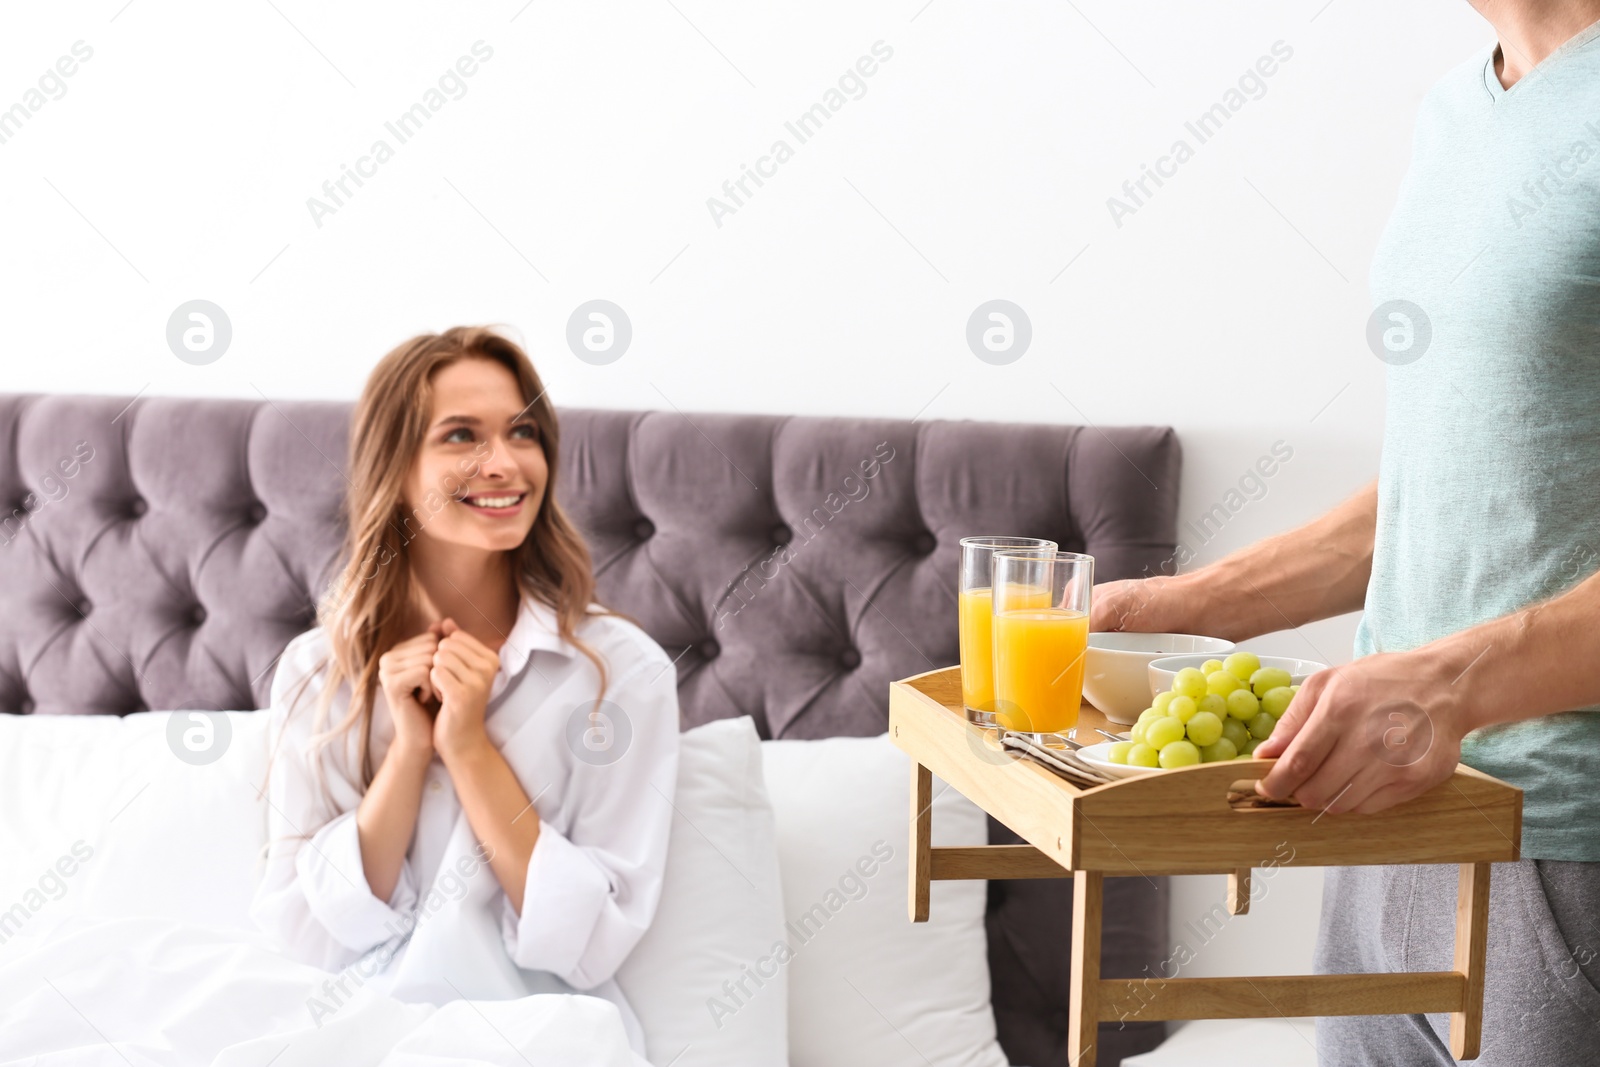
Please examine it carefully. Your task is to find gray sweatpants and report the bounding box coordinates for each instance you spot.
[1315,861,1600,1065]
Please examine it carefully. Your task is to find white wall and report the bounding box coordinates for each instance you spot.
[2,0,1492,976]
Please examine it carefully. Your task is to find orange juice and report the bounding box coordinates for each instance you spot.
[958,588,997,713]
[992,607,1090,733]
[960,585,1052,714]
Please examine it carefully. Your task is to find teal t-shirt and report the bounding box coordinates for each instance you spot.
[1357,23,1600,861]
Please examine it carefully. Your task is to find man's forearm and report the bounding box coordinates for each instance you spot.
[1426,565,1600,732]
[1180,480,1378,642]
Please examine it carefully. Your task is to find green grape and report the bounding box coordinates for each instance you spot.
[1152,691,1175,713]
[1199,737,1237,762]
[1127,743,1160,768]
[1233,752,1252,759]
[1226,688,1260,720]
[1222,719,1250,749]
[1107,741,1134,764]
[1201,658,1225,676]
[1196,693,1226,720]
[1146,716,1186,750]
[1260,686,1294,718]
[1206,670,1243,697]
[1242,737,1260,754]
[1290,684,1301,695]
[1223,651,1262,682]
[1137,707,1160,724]
[1185,710,1223,747]
[1130,720,1149,744]
[1169,695,1198,723]
[1173,668,1207,699]
[1158,740,1201,768]
[1247,711,1276,739]
[1250,667,1294,697]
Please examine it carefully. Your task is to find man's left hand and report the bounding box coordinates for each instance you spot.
[1254,650,1467,814]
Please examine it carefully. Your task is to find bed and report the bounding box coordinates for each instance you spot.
[0,392,1181,1066]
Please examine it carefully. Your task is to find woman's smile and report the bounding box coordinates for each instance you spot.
[457,490,528,516]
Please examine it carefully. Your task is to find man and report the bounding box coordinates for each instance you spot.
[1092,2,1600,1061]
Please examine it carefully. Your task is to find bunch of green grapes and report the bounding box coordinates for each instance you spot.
[1105,652,1299,769]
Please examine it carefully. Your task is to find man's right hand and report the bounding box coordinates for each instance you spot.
[1091,574,1204,634]
[378,625,444,756]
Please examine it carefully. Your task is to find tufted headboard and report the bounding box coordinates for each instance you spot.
[0,392,1179,1067]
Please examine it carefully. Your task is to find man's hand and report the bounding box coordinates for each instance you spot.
[1091,574,1203,634]
[431,618,502,763]
[1254,650,1467,814]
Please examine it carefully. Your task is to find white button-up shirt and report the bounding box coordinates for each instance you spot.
[249,594,680,1052]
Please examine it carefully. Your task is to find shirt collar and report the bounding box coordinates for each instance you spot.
[498,593,578,682]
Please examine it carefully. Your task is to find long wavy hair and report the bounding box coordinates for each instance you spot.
[288,326,617,789]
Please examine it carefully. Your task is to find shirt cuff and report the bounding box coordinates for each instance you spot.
[500,822,613,985]
[296,809,418,953]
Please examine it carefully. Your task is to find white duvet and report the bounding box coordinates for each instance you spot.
[0,916,647,1067]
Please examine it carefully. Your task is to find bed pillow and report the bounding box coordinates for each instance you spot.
[0,711,271,938]
[0,714,124,931]
[761,734,1008,1067]
[81,711,271,931]
[616,715,788,1067]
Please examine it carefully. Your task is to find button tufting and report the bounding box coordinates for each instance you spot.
[247,502,268,524]
[75,598,92,617]
[699,639,720,660]
[913,532,936,555]
[190,605,207,626]
[8,498,28,517]
[771,524,792,545]
[19,698,34,714]
[128,498,148,517]
[840,648,861,669]
[634,519,655,540]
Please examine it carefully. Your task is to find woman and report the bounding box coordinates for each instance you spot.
[250,326,679,1054]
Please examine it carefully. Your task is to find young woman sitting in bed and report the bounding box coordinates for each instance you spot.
[251,326,679,1052]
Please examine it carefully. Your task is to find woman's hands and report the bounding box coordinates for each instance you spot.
[378,619,501,763]
[378,624,445,758]
[430,619,502,763]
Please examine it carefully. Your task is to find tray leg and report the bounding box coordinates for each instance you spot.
[910,760,931,923]
[1227,868,1251,915]
[1450,861,1491,1060]
[1069,869,1103,1067]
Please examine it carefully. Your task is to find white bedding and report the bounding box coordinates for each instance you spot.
[0,915,647,1066]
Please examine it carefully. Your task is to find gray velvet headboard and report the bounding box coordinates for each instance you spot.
[0,392,1180,1067]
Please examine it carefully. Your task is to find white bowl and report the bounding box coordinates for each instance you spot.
[1082,633,1236,724]
[1075,740,1161,780]
[1146,653,1328,700]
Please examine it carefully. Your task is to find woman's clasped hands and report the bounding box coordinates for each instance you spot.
[377,619,501,764]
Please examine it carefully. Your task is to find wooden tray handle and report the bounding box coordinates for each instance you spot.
[1094,756,1299,811]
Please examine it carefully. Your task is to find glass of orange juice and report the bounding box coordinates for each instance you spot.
[991,549,1094,741]
[958,536,1057,725]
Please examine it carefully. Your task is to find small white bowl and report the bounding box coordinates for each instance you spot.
[1083,633,1235,724]
[1146,653,1328,700]
[1076,741,1161,780]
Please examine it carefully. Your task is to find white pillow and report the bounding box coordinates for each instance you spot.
[76,711,271,930]
[617,716,789,1067]
[0,714,123,932]
[0,711,269,938]
[761,734,1008,1067]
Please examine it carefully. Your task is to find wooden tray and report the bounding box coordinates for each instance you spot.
[890,666,1522,1066]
